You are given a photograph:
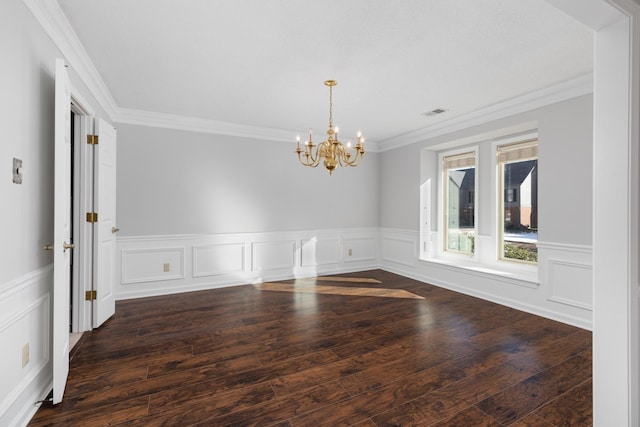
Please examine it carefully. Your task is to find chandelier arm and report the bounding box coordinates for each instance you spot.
[334,140,365,167]
[297,145,321,167]
[340,149,363,167]
[300,152,321,167]
[297,152,312,166]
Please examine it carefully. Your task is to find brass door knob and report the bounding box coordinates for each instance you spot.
[63,242,75,252]
[112,227,120,234]
[43,244,53,250]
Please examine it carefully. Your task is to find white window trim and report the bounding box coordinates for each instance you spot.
[496,138,539,264]
[420,127,539,284]
[491,133,538,269]
[437,145,479,262]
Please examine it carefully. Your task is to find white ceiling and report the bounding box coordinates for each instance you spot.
[56,0,593,146]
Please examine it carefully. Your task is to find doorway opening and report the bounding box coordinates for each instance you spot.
[69,110,80,349]
[69,95,95,339]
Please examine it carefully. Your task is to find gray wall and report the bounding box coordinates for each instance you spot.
[0,1,112,424]
[116,124,380,236]
[380,94,593,247]
[0,0,109,285]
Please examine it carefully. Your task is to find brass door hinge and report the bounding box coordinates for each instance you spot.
[87,134,98,145]
[85,290,97,301]
[86,212,98,223]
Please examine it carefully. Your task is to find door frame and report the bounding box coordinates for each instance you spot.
[69,87,94,333]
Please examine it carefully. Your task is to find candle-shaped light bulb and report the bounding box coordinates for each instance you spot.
[308,128,312,141]
[357,129,362,138]
[296,135,300,148]
[335,126,339,135]
[347,140,352,148]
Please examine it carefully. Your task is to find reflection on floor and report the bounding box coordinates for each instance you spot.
[255,276,425,300]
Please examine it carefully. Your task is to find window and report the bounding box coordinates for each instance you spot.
[443,151,476,254]
[497,140,538,263]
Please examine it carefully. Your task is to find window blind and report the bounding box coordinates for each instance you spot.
[443,151,475,169]
[497,139,538,163]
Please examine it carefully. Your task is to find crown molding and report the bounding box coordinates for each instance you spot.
[25,0,590,152]
[115,108,299,143]
[377,73,593,152]
[22,0,119,120]
[113,108,382,150]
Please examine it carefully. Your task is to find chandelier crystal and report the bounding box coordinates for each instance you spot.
[295,80,365,175]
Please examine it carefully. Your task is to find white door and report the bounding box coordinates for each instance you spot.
[93,118,117,327]
[53,58,72,404]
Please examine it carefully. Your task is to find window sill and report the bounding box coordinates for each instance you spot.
[419,256,539,289]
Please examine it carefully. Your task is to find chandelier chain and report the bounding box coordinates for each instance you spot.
[328,84,333,131]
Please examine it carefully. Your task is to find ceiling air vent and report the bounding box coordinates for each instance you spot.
[422,108,449,117]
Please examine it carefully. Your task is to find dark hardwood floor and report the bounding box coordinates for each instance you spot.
[29,270,592,426]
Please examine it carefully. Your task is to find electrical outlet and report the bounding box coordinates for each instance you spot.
[22,343,29,368]
[348,249,353,256]
[163,263,170,272]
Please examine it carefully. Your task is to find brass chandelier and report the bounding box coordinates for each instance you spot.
[295,80,365,175]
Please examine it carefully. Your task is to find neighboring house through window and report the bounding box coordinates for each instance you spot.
[497,140,538,263]
[442,150,476,255]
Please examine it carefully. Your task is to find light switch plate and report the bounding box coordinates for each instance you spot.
[13,158,23,184]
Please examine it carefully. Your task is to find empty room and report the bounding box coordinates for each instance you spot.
[1,0,639,426]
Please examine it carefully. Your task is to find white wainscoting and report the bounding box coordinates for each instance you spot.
[0,265,53,427]
[381,229,418,267]
[537,241,593,311]
[116,228,593,328]
[380,228,593,329]
[251,240,296,272]
[115,228,379,300]
[193,243,245,277]
[121,247,185,284]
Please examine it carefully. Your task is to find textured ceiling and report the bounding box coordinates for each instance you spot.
[57,0,593,145]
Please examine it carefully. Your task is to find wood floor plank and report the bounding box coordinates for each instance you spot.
[63,352,264,409]
[29,396,149,427]
[428,405,503,427]
[508,413,556,426]
[147,349,341,412]
[195,380,350,427]
[530,379,593,426]
[476,352,592,424]
[370,361,532,425]
[289,359,469,426]
[29,270,592,427]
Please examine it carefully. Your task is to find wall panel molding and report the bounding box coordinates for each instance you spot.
[115,228,379,300]
[547,259,592,310]
[381,230,418,267]
[0,265,53,427]
[379,228,593,329]
[251,240,296,272]
[121,247,185,284]
[193,243,245,277]
[300,237,341,267]
[539,241,593,311]
[342,237,377,263]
